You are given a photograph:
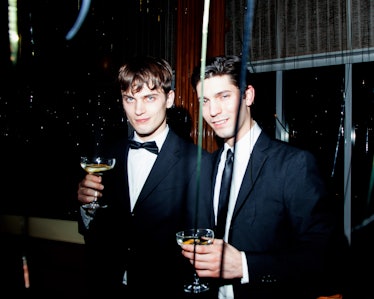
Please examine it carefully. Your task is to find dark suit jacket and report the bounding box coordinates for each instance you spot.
[79,129,214,298]
[211,131,349,299]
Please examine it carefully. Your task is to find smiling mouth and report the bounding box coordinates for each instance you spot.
[212,118,228,125]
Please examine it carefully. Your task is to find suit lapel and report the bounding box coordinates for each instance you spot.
[105,139,131,212]
[212,148,224,195]
[231,132,270,221]
[135,131,180,206]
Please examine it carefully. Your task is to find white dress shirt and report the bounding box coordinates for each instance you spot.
[123,125,169,285]
[215,121,261,299]
[127,126,168,211]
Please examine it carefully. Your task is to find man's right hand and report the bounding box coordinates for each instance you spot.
[77,174,104,205]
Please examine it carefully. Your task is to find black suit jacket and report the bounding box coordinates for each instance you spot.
[79,129,214,298]
[211,131,348,299]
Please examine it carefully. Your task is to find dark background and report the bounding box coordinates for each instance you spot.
[1,0,373,230]
[1,0,177,220]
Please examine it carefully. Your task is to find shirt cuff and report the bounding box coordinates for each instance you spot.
[240,251,249,284]
[80,206,95,229]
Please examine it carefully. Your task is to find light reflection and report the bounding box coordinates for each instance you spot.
[8,0,18,64]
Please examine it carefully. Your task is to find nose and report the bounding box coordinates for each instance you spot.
[209,99,221,116]
[135,100,145,115]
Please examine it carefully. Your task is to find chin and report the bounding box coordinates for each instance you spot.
[213,126,232,139]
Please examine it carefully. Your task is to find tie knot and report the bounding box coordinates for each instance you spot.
[129,140,159,155]
[226,149,234,161]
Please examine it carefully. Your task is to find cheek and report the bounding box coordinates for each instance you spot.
[122,103,132,115]
[227,99,240,112]
[152,104,167,119]
[221,101,240,125]
[236,103,248,123]
[202,106,210,119]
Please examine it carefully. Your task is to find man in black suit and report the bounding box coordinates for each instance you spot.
[181,55,349,299]
[77,56,213,298]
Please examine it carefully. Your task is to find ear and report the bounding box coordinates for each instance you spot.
[166,90,175,108]
[244,85,255,106]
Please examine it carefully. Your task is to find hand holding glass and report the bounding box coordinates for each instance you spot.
[80,156,116,210]
[176,228,214,293]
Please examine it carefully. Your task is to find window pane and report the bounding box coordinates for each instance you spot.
[283,65,345,188]
[251,71,276,138]
[352,62,374,228]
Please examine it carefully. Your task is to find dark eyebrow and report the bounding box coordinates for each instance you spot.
[215,90,232,97]
[143,93,160,98]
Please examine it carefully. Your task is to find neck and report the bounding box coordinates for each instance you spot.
[224,118,254,146]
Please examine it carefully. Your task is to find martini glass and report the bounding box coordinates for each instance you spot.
[176,228,214,293]
[80,156,116,210]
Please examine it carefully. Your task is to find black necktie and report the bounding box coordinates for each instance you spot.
[129,140,159,155]
[216,149,234,239]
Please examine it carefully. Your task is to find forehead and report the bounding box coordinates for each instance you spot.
[123,83,164,97]
[196,75,237,97]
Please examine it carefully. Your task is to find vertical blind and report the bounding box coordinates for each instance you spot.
[225,0,374,72]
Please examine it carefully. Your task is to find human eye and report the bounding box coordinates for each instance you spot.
[217,92,232,102]
[123,96,134,103]
[221,92,230,99]
[198,96,208,104]
[146,95,156,102]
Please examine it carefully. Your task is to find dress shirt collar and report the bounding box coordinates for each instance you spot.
[231,120,262,161]
[132,125,169,152]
